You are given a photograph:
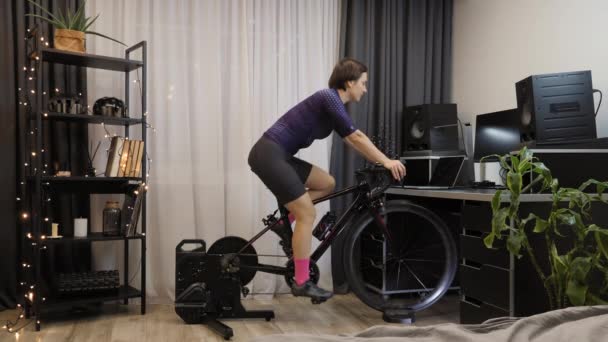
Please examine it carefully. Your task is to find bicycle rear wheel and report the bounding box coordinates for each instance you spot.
[343,200,457,312]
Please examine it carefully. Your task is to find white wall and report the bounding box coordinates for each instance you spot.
[452,0,608,138]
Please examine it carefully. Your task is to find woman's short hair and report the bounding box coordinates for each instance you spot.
[328,58,368,90]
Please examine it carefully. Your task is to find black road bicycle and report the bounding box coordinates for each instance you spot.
[207,165,458,318]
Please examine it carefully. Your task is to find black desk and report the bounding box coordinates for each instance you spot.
[385,186,608,323]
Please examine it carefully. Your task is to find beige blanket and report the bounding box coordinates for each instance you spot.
[249,305,608,342]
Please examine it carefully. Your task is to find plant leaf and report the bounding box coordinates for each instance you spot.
[480,154,503,163]
[579,179,608,204]
[551,178,560,193]
[484,233,496,249]
[27,0,63,25]
[521,213,536,227]
[491,207,509,240]
[85,31,127,46]
[510,155,520,171]
[507,171,522,196]
[544,274,556,291]
[592,226,608,261]
[533,216,549,233]
[507,229,525,257]
[556,210,576,226]
[518,147,533,172]
[585,292,608,305]
[55,7,67,28]
[491,190,502,212]
[520,146,532,160]
[25,13,64,28]
[66,8,74,29]
[83,13,100,32]
[566,280,588,306]
[550,244,568,279]
[531,162,553,190]
[72,0,87,31]
[570,257,592,283]
[499,155,512,173]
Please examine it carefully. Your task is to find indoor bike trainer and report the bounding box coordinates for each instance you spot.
[174,166,458,340]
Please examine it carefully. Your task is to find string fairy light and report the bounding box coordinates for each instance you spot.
[10,32,45,335]
[11,29,155,335]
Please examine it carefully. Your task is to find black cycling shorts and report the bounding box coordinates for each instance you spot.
[248,136,313,205]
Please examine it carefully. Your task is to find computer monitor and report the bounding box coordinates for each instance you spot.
[474,109,523,162]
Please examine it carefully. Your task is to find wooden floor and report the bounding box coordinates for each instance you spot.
[0,293,459,342]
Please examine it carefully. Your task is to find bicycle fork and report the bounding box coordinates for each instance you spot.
[369,203,396,252]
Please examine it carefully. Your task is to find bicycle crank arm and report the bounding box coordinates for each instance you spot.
[239,263,287,276]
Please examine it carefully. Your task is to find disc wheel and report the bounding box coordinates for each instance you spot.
[208,236,258,286]
[284,259,320,288]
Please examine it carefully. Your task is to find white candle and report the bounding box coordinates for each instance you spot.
[51,223,59,237]
[74,218,87,237]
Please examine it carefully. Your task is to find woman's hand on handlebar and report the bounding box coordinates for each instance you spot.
[383,159,406,181]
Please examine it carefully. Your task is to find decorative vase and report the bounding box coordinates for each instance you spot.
[54,29,85,53]
[102,201,121,236]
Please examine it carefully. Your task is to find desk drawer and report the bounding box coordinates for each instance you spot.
[460,296,510,324]
[462,202,492,232]
[460,263,509,310]
[460,234,509,269]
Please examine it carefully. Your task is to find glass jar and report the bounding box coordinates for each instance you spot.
[102,201,121,236]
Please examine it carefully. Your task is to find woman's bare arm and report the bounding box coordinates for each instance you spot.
[343,130,406,180]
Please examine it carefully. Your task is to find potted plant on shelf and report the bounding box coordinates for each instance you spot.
[26,0,125,53]
[483,146,608,309]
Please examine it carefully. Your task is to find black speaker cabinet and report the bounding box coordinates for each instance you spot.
[401,104,459,153]
[515,70,597,144]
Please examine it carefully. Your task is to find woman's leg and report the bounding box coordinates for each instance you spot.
[305,165,336,201]
[285,192,316,261]
[249,141,332,299]
[285,192,332,299]
[285,164,335,260]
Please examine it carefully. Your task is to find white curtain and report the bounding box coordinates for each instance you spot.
[86,0,341,302]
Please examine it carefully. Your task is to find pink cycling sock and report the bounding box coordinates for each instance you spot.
[294,258,310,286]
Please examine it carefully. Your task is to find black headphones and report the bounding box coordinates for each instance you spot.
[48,95,85,114]
[93,97,127,117]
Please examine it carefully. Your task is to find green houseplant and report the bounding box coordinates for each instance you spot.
[26,0,125,53]
[483,146,608,309]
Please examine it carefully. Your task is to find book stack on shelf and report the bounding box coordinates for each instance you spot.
[121,183,146,237]
[105,137,145,177]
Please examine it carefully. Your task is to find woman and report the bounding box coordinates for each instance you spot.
[248,58,406,301]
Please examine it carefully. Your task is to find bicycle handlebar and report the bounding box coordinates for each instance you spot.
[355,164,395,199]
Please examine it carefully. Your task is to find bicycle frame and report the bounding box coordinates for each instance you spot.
[232,180,393,278]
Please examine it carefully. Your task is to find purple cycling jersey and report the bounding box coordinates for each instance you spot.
[263,88,357,155]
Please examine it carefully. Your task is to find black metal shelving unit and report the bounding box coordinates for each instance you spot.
[23,39,148,331]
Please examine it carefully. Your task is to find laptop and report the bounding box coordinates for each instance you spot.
[399,155,466,190]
